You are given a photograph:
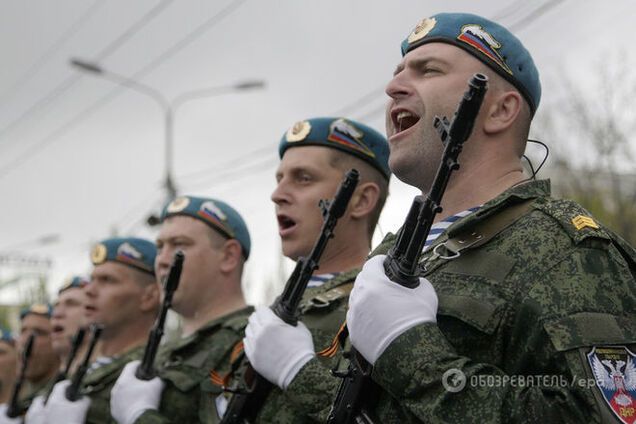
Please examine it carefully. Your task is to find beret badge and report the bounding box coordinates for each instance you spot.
[167,196,190,213]
[286,120,311,142]
[30,304,50,315]
[408,17,437,44]
[91,243,108,264]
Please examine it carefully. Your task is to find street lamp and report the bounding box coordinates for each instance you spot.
[0,233,61,251]
[70,58,265,224]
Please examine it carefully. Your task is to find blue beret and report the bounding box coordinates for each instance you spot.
[279,117,391,180]
[58,275,89,295]
[0,327,14,345]
[161,196,251,259]
[401,13,541,113]
[90,237,156,275]
[20,303,53,320]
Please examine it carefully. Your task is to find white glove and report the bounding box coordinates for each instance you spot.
[243,306,315,389]
[0,403,22,424]
[45,380,90,424]
[347,255,438,365]
[110,360,165,424]
[24,395,45,424]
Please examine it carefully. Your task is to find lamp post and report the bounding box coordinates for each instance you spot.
[0,233,60,251]
[70,58,265,223]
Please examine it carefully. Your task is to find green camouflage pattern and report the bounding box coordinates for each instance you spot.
[357,179,636,423]
[250,269,359,423]
[134,306,253,424]
[83,345,144,424]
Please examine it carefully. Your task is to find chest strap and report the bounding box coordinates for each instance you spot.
[299,280,355,313]
[429,199,535,261]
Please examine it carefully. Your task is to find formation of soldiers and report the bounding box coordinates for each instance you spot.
[1,12,635,424]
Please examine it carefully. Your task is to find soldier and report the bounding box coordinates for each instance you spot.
[50,276,90,370]
[16,304,58,408]
[109,196,253,423]
[23,276,91,422]
[239,117,390,421]
[345,12,636,423]
[45,237,160,423]
[0,329,17,407]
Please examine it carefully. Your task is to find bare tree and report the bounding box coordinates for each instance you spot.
[531,53,636,244]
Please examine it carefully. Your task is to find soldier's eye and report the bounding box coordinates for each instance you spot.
[422,67,440,75]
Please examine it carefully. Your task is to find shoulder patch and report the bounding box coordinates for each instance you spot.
[587,346,636,423]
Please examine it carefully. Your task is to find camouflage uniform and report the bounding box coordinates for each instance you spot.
[83,346,144,424]
[355,179,636,423]
[135,306,254,423]
[250,270,359,423]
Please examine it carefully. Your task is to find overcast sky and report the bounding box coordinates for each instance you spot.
[1,0,634,305]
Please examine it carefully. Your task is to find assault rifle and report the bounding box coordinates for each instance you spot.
[44,327,87,404]
[6,333,35,418]
[221,169,360,424]
[66,324,103,401]
[328,73,489,423]
[136,250,184,380]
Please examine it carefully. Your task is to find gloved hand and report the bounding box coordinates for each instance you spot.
[24,395,45,424]
[110,360,165,424]
[244,306,315,390]
[45,380,90,424]
[0,403,22,424]
[347,255,438,365]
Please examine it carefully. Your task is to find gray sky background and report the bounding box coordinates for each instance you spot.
[1,0,634,305]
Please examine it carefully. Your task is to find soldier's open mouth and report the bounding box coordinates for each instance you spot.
[391,109,420,134]
[278,215,297,234]
[52,324,64,334]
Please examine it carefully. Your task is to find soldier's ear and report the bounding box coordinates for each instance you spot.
[139,280,160,313]
[219,239,242,273]
[483,89,522,135]
[349,181,380,220]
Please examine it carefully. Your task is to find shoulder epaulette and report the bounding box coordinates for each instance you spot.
[534,198,611,244]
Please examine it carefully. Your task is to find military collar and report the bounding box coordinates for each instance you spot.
[305,268,360,297]
[171,306,254,351]
[83,345,144,385]
[444,179,549,240]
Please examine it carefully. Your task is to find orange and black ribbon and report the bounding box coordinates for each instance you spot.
[317,321,349,358]
[209,340,246,387]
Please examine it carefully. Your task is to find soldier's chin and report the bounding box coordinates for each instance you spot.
[170,293,187,314]
[281,242,302,262]
[51,341,69,357]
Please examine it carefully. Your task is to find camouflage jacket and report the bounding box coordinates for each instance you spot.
[359,179,636,423]
[83,345,144,424]
[252,269,360,423]
[135,306,253,424]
